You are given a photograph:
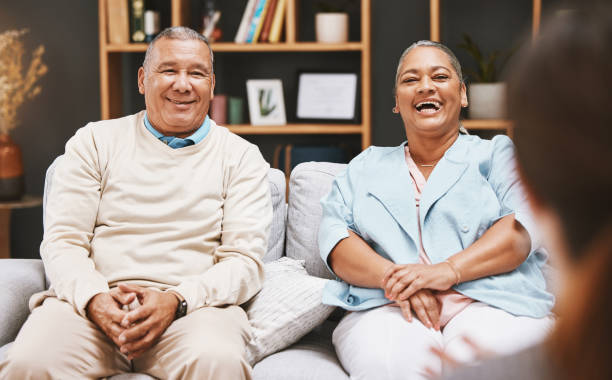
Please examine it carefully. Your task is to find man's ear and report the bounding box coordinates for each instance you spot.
[137,67,145,95]
[210,74,215,99]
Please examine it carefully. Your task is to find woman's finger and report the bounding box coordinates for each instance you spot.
[409,295,433,328]
[419,291,441,331]
[388,269,416,299]
[397,300,413,322]
[381,264,400,288]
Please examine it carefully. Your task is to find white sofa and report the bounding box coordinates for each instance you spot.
[0,162,350,379]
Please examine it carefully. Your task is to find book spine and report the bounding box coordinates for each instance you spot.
[245,0,267,43]
[251,0,270,43]
[268,0,286,43]
[258,0,278,42]
[130,0,146,42]
[107,0,129,44]
[234,0,258,43]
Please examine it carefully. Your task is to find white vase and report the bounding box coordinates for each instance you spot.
[315,13,349,43]
[468,82,507,119]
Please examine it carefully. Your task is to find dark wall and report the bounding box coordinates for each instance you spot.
[3,0,561,259]
[2,0,100,259]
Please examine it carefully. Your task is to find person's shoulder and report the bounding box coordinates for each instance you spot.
[78,111,142,140]
[210,121,265,166]
[350,144,402,167]
[210,121,254,151]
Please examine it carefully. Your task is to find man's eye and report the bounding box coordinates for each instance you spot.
[162,69,175,74]
[191,71,205,77]
[434,75,448,80]
[403,78,417,83]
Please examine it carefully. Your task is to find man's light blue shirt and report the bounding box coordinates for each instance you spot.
[144,112,210,148]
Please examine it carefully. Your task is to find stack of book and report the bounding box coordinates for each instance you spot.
[234,0,287,43]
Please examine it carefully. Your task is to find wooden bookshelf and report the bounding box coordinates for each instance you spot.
[428,0,541,137]
[98,0,372,149]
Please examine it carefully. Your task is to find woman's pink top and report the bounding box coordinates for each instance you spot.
[404,146,473,327]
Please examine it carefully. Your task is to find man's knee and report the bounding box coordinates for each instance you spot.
[0,342,58,379]
[189,341,249,373]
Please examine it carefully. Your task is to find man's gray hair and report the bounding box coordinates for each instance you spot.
[394,40,463,95]
[142,26,214,73]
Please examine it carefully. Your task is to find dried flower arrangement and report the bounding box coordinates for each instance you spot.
[0,29,48,135]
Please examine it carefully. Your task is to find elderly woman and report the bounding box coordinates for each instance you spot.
[445,4,612,380]
[318,40,554,379]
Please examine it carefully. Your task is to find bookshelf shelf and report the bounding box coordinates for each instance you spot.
[105,42,365,53]
[227,124,363,135]
[462,119,513,138]
[98,0,371,149]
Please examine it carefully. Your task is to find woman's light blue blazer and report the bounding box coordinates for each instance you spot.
[318,134,554,318]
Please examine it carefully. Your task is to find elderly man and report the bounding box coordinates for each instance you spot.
[0,27,271,379]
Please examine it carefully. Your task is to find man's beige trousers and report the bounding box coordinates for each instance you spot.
[0,297,253,379]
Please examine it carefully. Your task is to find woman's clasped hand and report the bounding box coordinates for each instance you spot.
[382,262,457,301]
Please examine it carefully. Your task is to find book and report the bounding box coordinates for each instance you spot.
[130,0,146,42]
[107,0,129,44]
[234,0,258,43]
[251,0,271,43]
[258,0,278,42]
[268,0,287,43]
[245,0,267,43]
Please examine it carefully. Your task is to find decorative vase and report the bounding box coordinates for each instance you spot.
[0,134,25,201]
[468,82,507,119]
[315,13,349,43]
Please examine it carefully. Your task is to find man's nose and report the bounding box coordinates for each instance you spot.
[172,72,191,92]
[417,76,434,94]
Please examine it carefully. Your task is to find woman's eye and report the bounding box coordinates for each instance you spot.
[403,78,417,83]
[434,75,448,80]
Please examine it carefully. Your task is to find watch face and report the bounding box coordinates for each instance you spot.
[176,300,187,319]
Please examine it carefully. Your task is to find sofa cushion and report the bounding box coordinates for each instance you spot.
[0,259,46,347]
[286,162,347,279]
[252,320,349,380]
[265,167,287,262]
[244,257,335,365]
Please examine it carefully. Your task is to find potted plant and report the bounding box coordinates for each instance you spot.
[0,29,47,200]
[315,0,355,43]
[458,34,514,119]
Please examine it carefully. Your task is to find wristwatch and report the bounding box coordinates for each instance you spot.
[168,290,187,320]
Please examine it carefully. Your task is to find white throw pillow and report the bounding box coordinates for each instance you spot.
[244,257,336,365]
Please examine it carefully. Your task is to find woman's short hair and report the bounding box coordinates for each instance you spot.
[394,40,463,95]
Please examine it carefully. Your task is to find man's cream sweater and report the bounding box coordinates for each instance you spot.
[36,111,272,317]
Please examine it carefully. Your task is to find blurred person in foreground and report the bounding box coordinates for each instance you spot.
[444,3,612,380]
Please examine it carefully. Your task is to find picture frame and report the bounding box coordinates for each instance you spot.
[296,72,358,121]
[246,79,287,126]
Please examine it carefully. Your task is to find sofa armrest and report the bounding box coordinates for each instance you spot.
[0,259,46,346]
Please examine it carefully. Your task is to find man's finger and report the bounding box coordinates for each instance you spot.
[122,305,153,327]
[118,283,145,296]
[110,289,136,306]
[121,329,159,358]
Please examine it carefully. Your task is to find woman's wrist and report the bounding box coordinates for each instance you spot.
[444,259,462,286]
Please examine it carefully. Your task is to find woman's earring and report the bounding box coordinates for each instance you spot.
[392,106,399,113]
